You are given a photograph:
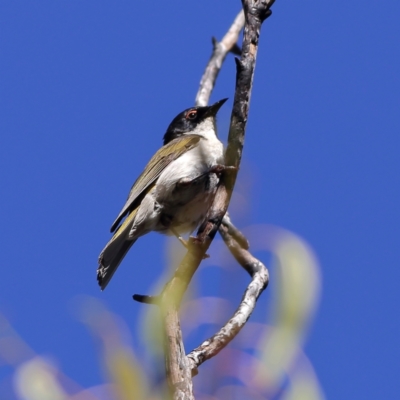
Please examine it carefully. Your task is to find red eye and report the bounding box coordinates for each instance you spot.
[186,110,197,119]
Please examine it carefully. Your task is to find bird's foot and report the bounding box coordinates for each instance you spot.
[188,235,210,258]
[170,228,209,258]
[209,164,238,175]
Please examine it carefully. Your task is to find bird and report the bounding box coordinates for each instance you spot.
[97,98,228,290]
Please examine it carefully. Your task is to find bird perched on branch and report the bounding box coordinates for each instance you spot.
[97,98,228,290]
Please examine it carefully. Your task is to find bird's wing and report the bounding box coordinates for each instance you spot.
[110,134,202,232]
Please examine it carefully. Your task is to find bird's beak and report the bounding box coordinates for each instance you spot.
[207,98,228,117]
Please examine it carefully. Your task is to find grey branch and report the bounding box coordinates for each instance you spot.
[187,224,269,374]
[193,10,250,250]
[162,304,194,399]
[156,1,275,398]
[159,246,208,400]
[221,212,249,250]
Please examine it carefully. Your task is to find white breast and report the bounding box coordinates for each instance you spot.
[157,117,224,191]
[154,117,224,234]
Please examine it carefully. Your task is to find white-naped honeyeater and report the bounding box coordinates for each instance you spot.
[97,98,228,290]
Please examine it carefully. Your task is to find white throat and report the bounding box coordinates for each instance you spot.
[187,117,217,140]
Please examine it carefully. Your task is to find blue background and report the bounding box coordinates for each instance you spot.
[1,1,399,398]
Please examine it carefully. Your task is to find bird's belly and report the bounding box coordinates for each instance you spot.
[155,170,220,235]
[154,137,223,235]
[166,189,216,234]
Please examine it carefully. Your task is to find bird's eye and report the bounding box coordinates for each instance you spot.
[186,110,197,120]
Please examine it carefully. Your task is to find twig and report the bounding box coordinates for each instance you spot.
[162,302,193,399]
[193,10,251,251]
[159,192,227,398]
[185,0,275,380]
[140,2,275,398]
[220,212,249,250]
[187,224,269,374]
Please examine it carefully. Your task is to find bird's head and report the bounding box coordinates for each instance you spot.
[163,98,228,145]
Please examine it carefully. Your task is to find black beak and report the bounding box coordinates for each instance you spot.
[207,98,228,117]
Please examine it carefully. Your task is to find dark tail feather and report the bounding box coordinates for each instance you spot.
[97,238,137,290]
[97,209,138,290]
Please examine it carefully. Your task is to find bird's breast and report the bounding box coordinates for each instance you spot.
[154,136,224,234]
[157,137,223,190]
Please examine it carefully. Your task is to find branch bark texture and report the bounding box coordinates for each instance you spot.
[187,224,269,373]
[156,2,274,398]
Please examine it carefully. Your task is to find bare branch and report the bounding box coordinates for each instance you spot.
[141,2,275,398]
[221,212,249,250]
[183,0,274,377]
[162,304,194,399]
[187,224,269,374]
[196,0,274,248]
[193,10,251,252]
[157,243,211,400]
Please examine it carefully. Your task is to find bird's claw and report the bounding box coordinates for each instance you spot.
[209,164,238,175]
[188,236,210,258]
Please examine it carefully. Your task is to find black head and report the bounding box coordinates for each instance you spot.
[163,98,228,145]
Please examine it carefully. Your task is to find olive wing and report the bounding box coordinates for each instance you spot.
[110,134,202,232]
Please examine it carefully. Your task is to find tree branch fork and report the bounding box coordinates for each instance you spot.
[133,1,275,398]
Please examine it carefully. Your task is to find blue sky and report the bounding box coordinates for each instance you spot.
[1,1,400,399]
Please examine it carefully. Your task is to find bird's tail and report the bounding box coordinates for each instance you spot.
[97,209,138,290]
